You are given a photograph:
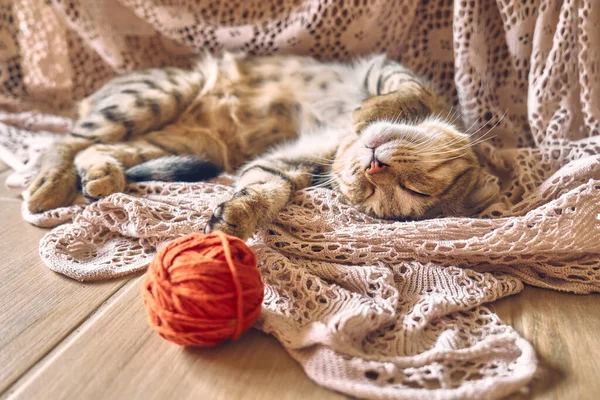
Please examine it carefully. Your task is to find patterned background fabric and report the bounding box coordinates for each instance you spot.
[1,0,599,398]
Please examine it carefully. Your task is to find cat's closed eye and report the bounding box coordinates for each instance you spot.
[401,184,430,197]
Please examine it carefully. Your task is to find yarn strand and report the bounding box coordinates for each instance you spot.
[216,230,245,339]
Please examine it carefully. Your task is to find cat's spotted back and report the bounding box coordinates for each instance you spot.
[26,52,485,239]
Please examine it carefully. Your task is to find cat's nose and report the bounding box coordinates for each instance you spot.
[366,160,388,175]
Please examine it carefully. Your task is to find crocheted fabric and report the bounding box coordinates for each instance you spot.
[2,1,600,399]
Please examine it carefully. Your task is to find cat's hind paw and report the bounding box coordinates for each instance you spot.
[81,162,126,199]
[26,166,78,213]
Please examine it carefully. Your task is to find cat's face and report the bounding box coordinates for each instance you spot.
[331,119,480,219]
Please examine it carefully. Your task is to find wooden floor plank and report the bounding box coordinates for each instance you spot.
[0,171,130,393]
[7,270,600,400]
[496,287,600,400]
[7,275,345,400]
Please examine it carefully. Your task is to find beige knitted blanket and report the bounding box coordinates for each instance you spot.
[2,0,600,399]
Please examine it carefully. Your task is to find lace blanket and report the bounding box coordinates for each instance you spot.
[2,1,599,399]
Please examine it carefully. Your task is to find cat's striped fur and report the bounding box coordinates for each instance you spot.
[26,53,486,239]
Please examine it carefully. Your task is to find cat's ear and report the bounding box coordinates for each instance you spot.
[461,168,500,215]
[439,166,481,216]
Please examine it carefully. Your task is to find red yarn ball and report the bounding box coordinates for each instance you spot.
[142,232,264,346]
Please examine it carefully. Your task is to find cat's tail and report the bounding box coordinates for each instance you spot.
[125,156,222,182]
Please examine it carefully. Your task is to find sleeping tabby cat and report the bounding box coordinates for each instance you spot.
[26,52,486,239]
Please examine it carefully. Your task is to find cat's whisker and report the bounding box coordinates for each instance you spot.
[413,133,497,158]
[393,110,405,125]
[412,130,442,148]
[311,171,340,179]
[455,113,483,141]
[464,109,507,139]
[443,106,461,127]
[311,175,342,189]
[423,117,490,151]
[444,106,453,120]
[411,124,500,156]
[415,110,505,155]
[305,154,336,162]
[449,108,463,126]
[408,115,477,152]
[304,160,335,166]
[435,111,506,152]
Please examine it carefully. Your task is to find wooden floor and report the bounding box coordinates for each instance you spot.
[1,162,599,400]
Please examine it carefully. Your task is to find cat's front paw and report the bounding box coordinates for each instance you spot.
[205,197,257,240]
[26,166,78,213]
[353,83,437,133]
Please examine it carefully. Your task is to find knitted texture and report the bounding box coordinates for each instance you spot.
[1,0,600,399]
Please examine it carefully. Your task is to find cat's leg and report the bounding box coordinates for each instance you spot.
[26,67,203,213]
[74,119,229,199]
[24,137,90,213]
[205,132,340,239]
[74,139,172,199]
[353,57,448,133]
